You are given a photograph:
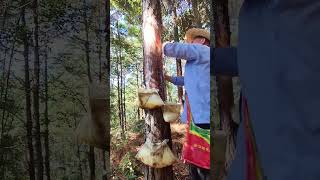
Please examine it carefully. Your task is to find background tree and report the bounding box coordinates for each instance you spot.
[211,0,243,177]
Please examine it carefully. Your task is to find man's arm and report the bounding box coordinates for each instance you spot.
[163,42,205,61]
[164,43,238,76]
[171,76,184,86]
[165,74,184,86]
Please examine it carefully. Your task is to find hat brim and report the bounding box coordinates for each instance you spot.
[184,28,210,43]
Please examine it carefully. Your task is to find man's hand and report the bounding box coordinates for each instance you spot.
[164,73,171,82]
[164,72,173,84]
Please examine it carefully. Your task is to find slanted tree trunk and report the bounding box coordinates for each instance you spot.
[22,3,35,179]
[213,0,237,174]
[142,0,174,179]
[172,1,183,104]
[43,50,51,180]
[32,0,44,178]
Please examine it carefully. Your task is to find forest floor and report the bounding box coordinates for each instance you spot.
[111,122,190,179]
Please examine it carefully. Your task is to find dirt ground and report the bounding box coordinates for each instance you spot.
[111,123,190,179]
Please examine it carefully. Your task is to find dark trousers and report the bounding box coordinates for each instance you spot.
[189,123,210,180]
[190,164,210,180]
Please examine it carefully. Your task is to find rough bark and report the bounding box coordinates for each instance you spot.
[142,0,174,179]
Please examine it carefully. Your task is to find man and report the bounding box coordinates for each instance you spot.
[226,0,320,179]
[163,28,210,179]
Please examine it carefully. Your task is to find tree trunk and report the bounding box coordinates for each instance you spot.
[76,123,84,180]
[82,0,95,178]
[0,39,7,106]
[22,4,36,179]
[32,0,44,179]
[88,146,95,180]
[95,2,108,179]
[116,52,122,133]
[136,63,141,120]
[84,2,92,83]
[0,14,19,179]
[120,49,124,134]
[104,0,111,178]
[0,20,16,146]
[77,144,84,180]
[191,0,201,28]
[116,21,125,138]
[95,0,103,83]
[172,2,183,104]
[0,14,21,144]
[213,0,237,174]
[73,102,84,180]
[142,0,174,179]
[123,74,127,131]
[44,50,51,180]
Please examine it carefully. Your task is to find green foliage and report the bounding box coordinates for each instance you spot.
[41,0,67,21]
[118,152,140,179]
[131,119,144,133]
[1,0,107,178]
[0,135,25,180]
[111,0,142,24]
